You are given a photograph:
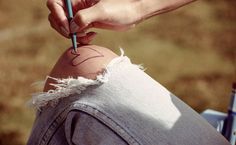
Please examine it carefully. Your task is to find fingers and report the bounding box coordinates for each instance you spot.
[49,9,96,45]
[48,13,70,38]
[70,4,104,33]
[77,32,97,44]
[70,2,134,33]
[47,0,70,36]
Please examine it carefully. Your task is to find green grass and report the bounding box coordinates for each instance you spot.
[0,0,235,144]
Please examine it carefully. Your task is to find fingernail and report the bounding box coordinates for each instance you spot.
[60,26,69,36]
[70,21,79,33]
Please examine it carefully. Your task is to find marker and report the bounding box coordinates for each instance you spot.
[65,0,77,52]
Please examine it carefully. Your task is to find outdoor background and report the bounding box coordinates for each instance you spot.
[0,0,235,144]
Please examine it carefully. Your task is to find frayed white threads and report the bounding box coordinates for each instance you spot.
[28,49,134,109]
[29,75,107,110]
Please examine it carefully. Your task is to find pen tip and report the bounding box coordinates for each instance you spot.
[73,47,77,53]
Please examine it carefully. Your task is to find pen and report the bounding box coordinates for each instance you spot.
[65,0,77,52]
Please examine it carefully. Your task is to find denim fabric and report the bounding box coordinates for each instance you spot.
[27,56,229,145]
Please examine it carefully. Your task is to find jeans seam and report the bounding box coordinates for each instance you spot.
[39,107,70,145]
[70,103,141,145]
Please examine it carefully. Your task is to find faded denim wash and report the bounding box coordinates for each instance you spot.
[27,55,229,145]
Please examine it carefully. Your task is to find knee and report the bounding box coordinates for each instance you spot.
[44,45,118,92]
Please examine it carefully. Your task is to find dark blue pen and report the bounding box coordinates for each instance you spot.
[65,0,77,52]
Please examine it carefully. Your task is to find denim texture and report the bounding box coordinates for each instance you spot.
[27,56,229,145]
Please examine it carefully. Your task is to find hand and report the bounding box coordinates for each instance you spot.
[69,0,142,32]
[47,0,100,44]
[46,0,142,44]
[47,0,195,44]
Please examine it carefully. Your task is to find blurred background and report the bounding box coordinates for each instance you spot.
[0,0,235,144]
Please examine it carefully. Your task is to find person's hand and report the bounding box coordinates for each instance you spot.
[68,0,142,32]
[47,0,142,44]
[47,0,195,44]
[47,0,99,44]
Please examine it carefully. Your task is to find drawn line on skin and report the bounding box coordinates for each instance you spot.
[70,46,104,66]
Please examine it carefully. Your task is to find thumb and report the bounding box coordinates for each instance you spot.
[70,5,104,33]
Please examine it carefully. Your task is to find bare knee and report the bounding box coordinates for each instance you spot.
[44,45,118,92]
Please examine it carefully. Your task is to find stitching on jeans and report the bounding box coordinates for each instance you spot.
[70,103,141,145]
[37,102,141,145]
[38,107,69,145]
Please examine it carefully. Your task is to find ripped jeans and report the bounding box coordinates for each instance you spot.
[27,52,229,145]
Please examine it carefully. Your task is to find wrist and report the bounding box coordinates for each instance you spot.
[136,0,195,22]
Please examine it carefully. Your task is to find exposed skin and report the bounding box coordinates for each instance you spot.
[47,0,196,44]
[43,45,118,92]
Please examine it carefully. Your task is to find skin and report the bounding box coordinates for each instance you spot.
[47,0,196,44]
[45,0,196,90]
[43,45,118,92]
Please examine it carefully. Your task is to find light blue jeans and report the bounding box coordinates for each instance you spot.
[27,54,229,145]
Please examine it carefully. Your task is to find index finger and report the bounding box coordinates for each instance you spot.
[47,0,70,33]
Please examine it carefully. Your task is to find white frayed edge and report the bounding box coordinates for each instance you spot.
[27,48,143,110]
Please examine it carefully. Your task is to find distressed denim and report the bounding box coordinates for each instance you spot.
[27,55,229,145]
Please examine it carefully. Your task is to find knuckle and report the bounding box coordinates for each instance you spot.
[74,12,83,24]
[75,11,90,27]
[46,0,54,10]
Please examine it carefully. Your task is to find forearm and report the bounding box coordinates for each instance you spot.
[136,0,196,21]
